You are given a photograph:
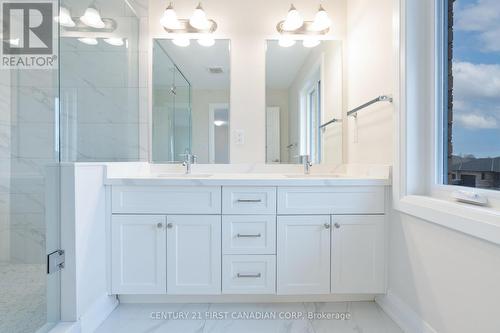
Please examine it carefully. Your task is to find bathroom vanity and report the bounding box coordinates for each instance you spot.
[103,164,390,298]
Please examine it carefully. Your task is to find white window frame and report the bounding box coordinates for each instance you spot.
[394,0,500,245]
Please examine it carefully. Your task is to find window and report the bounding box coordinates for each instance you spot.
[442,0,500,191]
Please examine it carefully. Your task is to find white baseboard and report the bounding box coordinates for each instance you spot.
[375,290,438,333]
[47,322,80,333]
[118,294,376,303]
[79,295,118,333]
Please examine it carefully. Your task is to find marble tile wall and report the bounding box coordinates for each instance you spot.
[59,0,149,162]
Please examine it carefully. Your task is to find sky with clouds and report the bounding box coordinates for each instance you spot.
[453,0,500,157]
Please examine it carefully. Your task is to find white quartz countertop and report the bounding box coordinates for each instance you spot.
[102,163,392,186]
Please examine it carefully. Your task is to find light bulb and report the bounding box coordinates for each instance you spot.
[310,5,331,31]
[103,38,124,46]
[160,3,181,29]
[303,39,320,48]
[78,37,98,45]
[214,120,226,127]
[197,36,215,47]
[282,4,303,31]
[80,6,105,29]
[172,37,190,47]
[189,3,210,30]
[278,37,296,48]
[57,6,75,27]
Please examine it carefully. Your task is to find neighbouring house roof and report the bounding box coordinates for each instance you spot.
[452,156,500,173]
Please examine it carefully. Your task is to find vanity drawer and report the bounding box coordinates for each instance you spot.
[222,255,276,294]
[112,186,221,214]
[222,187,276,214]
[277,186,385,214]
[222,215,276,255]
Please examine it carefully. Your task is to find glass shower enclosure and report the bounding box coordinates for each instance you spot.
[0,1,61,332]
[152,40,192,163]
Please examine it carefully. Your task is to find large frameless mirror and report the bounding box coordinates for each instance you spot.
[152,39,231,164]
[265,39,343,165]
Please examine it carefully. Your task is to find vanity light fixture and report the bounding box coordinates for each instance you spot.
[172,37,190,47]
[197,35,215,47]
[80,5,105,29]
[161,2,217,35]
[310,5,331,31]
[303,39,320,48]
[78,37,98,45]
[277,3,330,35]
[103,37,124,46]
[282,4,303,31]
[160,2,181,30]
[56,6,76,28]
[190,3,210,30]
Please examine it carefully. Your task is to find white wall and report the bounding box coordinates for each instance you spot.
[388,212,500,333]
[345,1,500,332]
[346,0,394,164]
[149,0,346,163]
[61,164,117,332]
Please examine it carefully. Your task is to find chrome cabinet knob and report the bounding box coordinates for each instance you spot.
[324,223,330,229]
[157,222,163,229]
[334,223,340,229]
[167,223,173,229]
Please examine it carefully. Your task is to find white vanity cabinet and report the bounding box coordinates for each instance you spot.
[108,184,387,297]
[167,215,221,294]
[331,215,386,293]
[277,216,331,294]
[111,215,167,294]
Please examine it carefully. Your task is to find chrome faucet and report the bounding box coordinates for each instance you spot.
[181,152,197,174]
[299,154,313,174]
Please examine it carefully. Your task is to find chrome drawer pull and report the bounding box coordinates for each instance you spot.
[237,273,261,278]
[236,233,262,238]
[236,199,262,203]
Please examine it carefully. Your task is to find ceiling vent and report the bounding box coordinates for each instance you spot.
[208,67,224,74]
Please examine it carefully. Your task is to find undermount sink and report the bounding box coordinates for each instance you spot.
[156,173,212,178]
[285,174,341,178]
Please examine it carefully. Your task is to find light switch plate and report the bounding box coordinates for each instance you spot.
[234,129,245,145]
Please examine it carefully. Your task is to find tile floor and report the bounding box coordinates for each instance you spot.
[96,301,403,333]
[0,263,46,333]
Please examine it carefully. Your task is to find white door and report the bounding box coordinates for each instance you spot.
[111,215,167,294]
[266,106,281,163]
[331,215,386,293]
[277,215,331,294]
[167,215,221,294]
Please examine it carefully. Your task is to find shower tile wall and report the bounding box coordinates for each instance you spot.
[60,0,149,162]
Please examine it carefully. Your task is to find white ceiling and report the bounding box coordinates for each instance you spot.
[154,39,231,90]
[266,40,314,90]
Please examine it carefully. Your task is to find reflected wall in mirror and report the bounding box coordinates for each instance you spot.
[266,40,343,165]
[152,39,230,163]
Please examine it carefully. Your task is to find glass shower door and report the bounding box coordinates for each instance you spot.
[172,67,192,159]
[0,2,61,332]
[152,40,192,163]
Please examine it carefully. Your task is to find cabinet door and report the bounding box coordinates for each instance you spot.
[331,215,385,293]
[111,215,166,294]
[277,215,331,294]
[167,215,221,294]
